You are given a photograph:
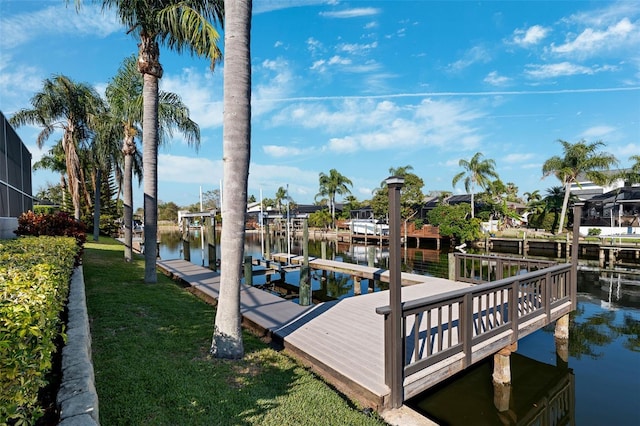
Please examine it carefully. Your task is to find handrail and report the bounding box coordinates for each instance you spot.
[376,261,573,401]
[453,252,557,283]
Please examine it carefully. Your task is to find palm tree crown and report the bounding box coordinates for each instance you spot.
[452,152,498,218]
[88,0,224,282]
[542,139,617,233]
[10,75,102,220]
[316,169,353,227]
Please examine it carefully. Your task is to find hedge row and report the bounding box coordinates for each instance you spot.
[0,236,80,425]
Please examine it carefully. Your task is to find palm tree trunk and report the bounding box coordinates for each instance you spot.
[470,191,475,219]
[63,132,82,221]
[556,182,572,234]
[142,72,159,282]
[93,168,101,241]
[212,0,252,360]
[123,137,135,262]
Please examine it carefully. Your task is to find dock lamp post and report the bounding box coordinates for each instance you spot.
[386,175,404,408]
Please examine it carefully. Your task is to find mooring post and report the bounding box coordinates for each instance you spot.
[208,216,217,271]
[264,222,271,261]
[368,246,376,292]
[299,219,311,306]
[493,342,517,385]
[386,176,404,409]
[244,255,253,286]
[448,253,456,281]
[182,218,190,262]
[321,240,327,260]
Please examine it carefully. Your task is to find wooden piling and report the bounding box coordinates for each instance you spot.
[299,219,311,306]
[244,255,253,286]
[207,217,217,271]
[182,219,190,262]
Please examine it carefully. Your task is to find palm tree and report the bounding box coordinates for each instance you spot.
[543,186,566,233]
[33,142,69,210]
[542,139,617,234]
[92,0,223,282]
[211,0,252,360]
[274,186,287,213]
[105,55,200,261]
[618,155,640,185]
[452,152,498,219]
[315,169,353,228]
[10,75,102,220]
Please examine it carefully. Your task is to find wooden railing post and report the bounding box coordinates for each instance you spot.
[510,281,519,339]
[386,176,404,409]
[544,270,552,319]
[571,203,583,311]
[463,292,473,368]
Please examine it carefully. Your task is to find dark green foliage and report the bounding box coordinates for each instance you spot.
[427,203,481,243]
[99,214,119,236]
[308,209,332,229]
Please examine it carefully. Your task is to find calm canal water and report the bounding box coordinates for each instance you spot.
[159,230,640,425]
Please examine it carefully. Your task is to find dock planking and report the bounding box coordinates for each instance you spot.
[157,257,471,410]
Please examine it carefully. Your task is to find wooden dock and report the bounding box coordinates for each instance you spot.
[157,255,574,412]
[157,258,470,410]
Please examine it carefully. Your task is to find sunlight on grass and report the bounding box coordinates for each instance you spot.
[84,237,386,425]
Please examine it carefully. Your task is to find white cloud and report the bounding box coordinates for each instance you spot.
[320,8,381,19]
[484,71,511,86]
[158,154,222,184]
[551,18,636,56]
[616,143,640,159]
[160,68,223,130]
[524,62,595,79]
[446,45,491,72]
[338,41,378,55]
[512,25,550,47]
[306,37,324,55]
[263,145,311,157]
[273,97,485,154]
[504,153,535,163]
[579,125,616,139]
[0,4,122,50]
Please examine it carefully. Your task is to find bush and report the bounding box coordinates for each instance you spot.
[588,228,602,236]
[99,214,119,236]
[414,218,424,230]
[0,236,79,425]
[15,211,86,263]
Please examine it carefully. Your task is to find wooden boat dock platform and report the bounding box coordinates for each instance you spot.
[157,258,469,409]
[157,253,574,414]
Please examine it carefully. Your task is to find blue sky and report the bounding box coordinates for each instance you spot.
[1,0,639,209]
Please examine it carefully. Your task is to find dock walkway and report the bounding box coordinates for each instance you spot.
[156,258,470,410]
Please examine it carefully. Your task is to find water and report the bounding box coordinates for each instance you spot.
[159,230,640,425]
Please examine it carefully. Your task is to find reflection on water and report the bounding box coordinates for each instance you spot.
[159,231,640,425]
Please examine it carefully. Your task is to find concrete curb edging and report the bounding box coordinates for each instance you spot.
[57,265,100,425]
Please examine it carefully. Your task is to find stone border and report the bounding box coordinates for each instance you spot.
[57,265,100,425]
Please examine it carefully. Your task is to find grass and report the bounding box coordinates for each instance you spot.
[83,237,387,426]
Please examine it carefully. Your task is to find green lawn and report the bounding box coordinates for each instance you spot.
[83,238,387,426]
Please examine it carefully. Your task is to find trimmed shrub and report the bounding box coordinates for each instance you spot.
[588,228,602,236]
[0,236,79,425]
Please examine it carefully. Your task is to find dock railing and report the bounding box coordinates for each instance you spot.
[453,253,557,283]
[376,260,573,404]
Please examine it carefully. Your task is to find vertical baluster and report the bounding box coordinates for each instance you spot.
[447,304,453,348]
[413,313,420,363]
[426,309,432,356]
[437,306,443,352]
